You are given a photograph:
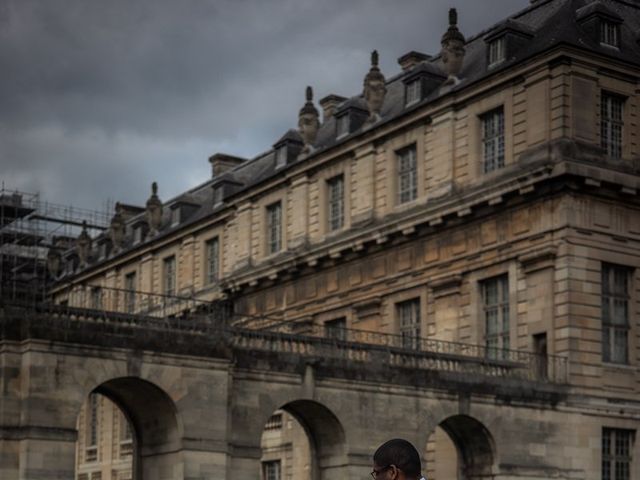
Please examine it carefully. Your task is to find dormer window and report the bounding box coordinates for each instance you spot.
[171,207,180,227]
[336,114,350,138]
[600,20,619,48]
[488,36,506,67]
[275,146,287,169]
[213,185,224,206]
[133,225,143,244]
[405,79,421,106]
[98,242,107,260]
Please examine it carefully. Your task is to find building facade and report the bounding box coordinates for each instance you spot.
[50,1,640,479]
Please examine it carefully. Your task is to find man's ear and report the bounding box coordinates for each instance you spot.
[389,465,400,480]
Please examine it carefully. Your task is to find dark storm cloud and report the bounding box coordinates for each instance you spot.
[0,0,528,211]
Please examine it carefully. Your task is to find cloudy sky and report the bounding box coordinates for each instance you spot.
[1,0,529,213]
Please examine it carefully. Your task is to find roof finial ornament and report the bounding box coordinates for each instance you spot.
[109,202,126,251]
[363,50,386,124]
[449,7,457,26]
[441,7,466,84]
[298,85,320,154]
[146,181,163,235]
[76,220,91,266]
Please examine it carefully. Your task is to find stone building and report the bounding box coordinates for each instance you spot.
[48,0,640,479]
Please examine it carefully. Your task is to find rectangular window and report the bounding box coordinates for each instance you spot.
[488,36,506,66]
[337,114,350,138]
[264,413,283,430]
[482,274,510,358]
[481,107,505,173]
[327,175,345,232]
[266,202,282,255]
[275,146,287,169]
[133,226,142,244]
[397,145,418,204]
[124,272,136,313]
[600,21,620,48]
[163,256,176,297]
[405,79,421,106]
[171,208,180,226]
[90,287,102,310]
[397,299,421,350]
[601,93,624,160]
[263,460,281,480]
[602,428,634,480]
[325,317,347,341]
[119,413,133,458]
[205,237,220,285]
[85,393,99,462]
[602,264,630,364]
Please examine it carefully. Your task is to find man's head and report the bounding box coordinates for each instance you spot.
[372,439,422,480]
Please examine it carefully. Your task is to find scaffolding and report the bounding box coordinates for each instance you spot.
[0,186,111,303]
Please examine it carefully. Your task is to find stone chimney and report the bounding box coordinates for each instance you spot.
[208,153,245,178]
[441,8,466,82]
[319,94,347,122]
[363,50,387,123]
[145,182,163,235]
[298,86,320,153]
[398,51,431,71]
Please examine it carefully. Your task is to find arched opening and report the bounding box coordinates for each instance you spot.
[259,400,347,480]
[425,415,495,480]
[75,377,180,480]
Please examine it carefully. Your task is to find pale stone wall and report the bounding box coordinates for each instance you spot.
[75,394,133,480]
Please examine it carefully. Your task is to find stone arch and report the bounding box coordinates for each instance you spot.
[426,414,495,480]
[261,399,347,480]
[82,377,182,480]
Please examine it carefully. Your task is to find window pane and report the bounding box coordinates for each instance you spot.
[397,145,418,204]
[266,202,282,254]
[482,274,509,356]
[397,299,421,349]
[482,108,505,173]
[601,93,624,159]
[206,237,220,284]
[327,175,344,231]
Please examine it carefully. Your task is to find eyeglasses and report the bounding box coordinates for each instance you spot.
[370,465,394,479]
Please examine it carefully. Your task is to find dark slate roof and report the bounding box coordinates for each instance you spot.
[60,0,640,277]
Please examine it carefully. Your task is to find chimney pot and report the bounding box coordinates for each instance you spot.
[319,94,347,122]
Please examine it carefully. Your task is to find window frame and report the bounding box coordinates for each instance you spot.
[396,298,421,350]
[481,274,510,359]
[488,36,506,67]
[266,201,283,255]
[124,271,136,313]
[601,92,625,160]
[602,428,634,480]
[327,174,345,232]
[600,20,620,48]
[405,78,422,106]
[480,106,505,173]
[601,263,631,365]
[263,460,281,480]
[275,146,287,169]
[163,255,176,298]
[396,144,418,205]
[205,236,220,285]
[325,317,347,341]
[336,114,350,138]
